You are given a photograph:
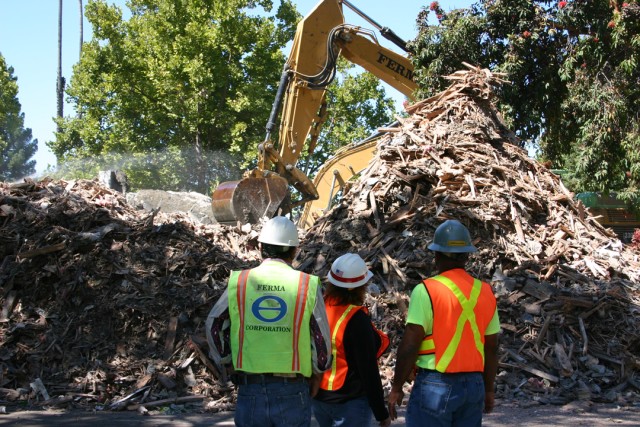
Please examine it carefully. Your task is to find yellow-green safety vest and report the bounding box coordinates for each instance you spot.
[228,260,319,376]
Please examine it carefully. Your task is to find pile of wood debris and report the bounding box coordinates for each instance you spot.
[0,64,639,414]
[298,64,640,406]
[0,178,261,412]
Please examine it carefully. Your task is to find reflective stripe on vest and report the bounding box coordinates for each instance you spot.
[235,269,251,369]
[228,264,315,376]
[321,303,360,390]
[291,272,311,371]
[418,270,493,372]
[320,301,390,391]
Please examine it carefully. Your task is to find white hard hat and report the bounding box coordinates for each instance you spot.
[327,253,373,289]
[258,216,300,247]
[428,220,477,253]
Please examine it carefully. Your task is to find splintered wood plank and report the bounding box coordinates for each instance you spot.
[523,280,554,300]
[554,343,574,376]
[17,242,66,259]
[499,362,560,383]
[0,291,17,322]
[163,316,179,360]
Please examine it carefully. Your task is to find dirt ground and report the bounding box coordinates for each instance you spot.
[0,400,638,426]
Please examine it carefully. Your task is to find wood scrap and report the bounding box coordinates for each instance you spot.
[1,66,639,413]
[296,66,640,406]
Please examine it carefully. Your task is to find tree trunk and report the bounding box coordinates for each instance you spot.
[195,132,206,194]
[79,0,83,58]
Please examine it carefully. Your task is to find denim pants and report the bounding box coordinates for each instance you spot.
[406,369,485,427]
[312,396,372,427]
[235,380,311,427]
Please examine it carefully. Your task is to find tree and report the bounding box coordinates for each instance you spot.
[411,1,640,203]
[53,0,301,193]
[0,54,38,181]
[53,0,398,194]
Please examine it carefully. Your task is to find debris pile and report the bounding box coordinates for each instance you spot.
[0,178,259,412]
[1,65,639,413]
[298,64,640,405]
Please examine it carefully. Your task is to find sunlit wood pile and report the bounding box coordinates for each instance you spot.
[1,65,639,414]
[0,178,259,412]
[297,64,640,406]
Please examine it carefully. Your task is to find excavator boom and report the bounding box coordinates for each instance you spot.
[211,0,417,225]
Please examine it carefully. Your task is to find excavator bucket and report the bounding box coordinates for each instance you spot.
[211,175,290,225]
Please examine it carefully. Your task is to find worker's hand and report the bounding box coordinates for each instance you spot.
[387,387,404,421]
[309,373,322,398]
[484,391,495,414]
[379,416,391,427]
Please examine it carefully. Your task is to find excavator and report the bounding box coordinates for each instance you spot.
[211,0,417,228]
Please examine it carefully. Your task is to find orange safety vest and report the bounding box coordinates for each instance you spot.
[418,269,496,373]
[320,299,389,391]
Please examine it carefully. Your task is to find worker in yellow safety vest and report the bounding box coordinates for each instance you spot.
[312,253,391,427]
[387,219,500,427]
[205,216,332,427]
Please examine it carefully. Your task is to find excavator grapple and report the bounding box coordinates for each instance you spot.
[211,175,290,225]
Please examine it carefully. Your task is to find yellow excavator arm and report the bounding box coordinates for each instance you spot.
[211,0,417,225]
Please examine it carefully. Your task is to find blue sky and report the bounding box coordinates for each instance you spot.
[0,0,474,174]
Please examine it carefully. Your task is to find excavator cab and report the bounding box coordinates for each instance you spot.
[211,0,417,225]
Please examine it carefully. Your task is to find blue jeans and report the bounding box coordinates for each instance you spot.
[312,396,372,427]
[235,381,311,427]
[406,370,485,427]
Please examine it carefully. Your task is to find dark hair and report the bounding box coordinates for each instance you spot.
[435,251,468,269]
[261,243,296,260]
[440,252,469,262]
[324,282,367,306]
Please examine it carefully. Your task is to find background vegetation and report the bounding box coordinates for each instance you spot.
[1,0,639,212]
[0,53,37,181]
[412,0,639,205]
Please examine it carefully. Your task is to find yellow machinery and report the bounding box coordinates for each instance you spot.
[211,0,417,226]
[576,192,640,243]
[552,170,640,243]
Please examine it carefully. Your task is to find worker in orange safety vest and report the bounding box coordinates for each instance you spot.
[312,253,391,427]
[387,219,501,427]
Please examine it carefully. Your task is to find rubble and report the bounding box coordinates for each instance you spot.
[125,189,216,225]
[0,177,256,412]
[1,64,639,413]
[296,64,640,405]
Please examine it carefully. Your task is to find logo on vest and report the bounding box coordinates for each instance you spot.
[251,295,287,323]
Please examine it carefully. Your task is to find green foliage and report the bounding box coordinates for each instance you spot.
[410,6,489,97]
[0,53,37,181]
[53,0,300,192]
[54,0,397,196]
[411,0,640,205]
